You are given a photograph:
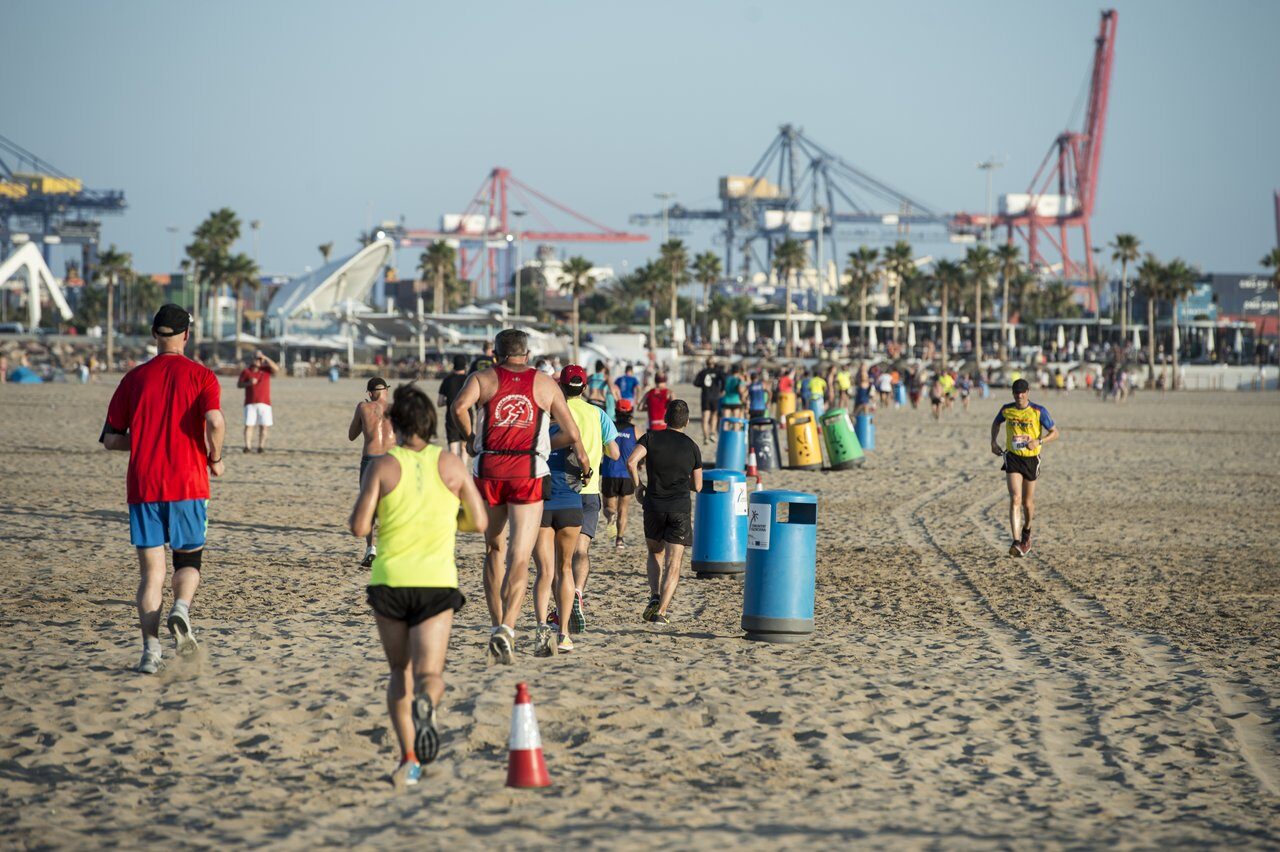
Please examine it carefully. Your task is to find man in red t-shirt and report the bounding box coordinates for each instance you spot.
[237,350,280,453]
[638,373,671,431]
[102,304,225,674]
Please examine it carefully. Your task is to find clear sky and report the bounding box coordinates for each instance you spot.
[7,0,1279,281]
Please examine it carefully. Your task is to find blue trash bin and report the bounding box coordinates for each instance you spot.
[692,469,748,577]
[893,382,907,406]
[748,417,781,472]
[855,413,875,452]
[715,417,747,471]
[742,490,818,643]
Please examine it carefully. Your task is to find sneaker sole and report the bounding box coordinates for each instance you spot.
[167,612,198,656]
[569,601,586,635]
[1008,544,1021,558]
[487,634,514,665]
[411,695,439,765]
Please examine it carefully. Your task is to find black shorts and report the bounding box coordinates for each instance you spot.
[601,477,635,499]
[541,506,583,530]
[445,414,465,444]
[701,395,720,414]
[748,409,766,420]
[360,454,380,482]
[1001,452,1041,481]
[643,509,692,546]
[367,586,465,626]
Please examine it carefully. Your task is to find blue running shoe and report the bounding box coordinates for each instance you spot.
[391,759,422,788]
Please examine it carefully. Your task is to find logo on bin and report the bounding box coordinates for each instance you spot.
[747,506,770,550]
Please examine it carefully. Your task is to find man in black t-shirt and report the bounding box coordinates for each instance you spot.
[692,359,725,444]
[468,342,496,375]
[437,354,470,457]
[626,399,703,624]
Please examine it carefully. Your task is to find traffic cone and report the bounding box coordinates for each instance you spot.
[746,449,758,479]
[506,682,551,788]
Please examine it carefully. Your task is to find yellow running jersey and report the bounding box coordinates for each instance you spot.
[993,402,1055,458]
[370,444,460,588]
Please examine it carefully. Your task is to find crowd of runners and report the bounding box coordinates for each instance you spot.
[101,304,1059,787]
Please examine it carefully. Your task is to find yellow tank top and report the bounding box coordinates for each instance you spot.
[369,444,460,588]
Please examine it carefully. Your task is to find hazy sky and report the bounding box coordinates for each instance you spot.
[7,0,1279,280]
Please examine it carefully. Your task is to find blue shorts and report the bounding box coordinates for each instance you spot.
[129,499,208,550]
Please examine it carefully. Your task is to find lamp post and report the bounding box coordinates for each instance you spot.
[511,209,526,321]
[654,192,675,245]
[977,158,1003,247]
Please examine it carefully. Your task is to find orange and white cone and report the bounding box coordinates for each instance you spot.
[746,449,758,479]
[505,682,551,788]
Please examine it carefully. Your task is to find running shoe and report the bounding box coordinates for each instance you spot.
[1009,541,1022,558]
[557,633,575,654]
[533,624,557,658]
[614,539,625,552]
[568,590,586,634]
[391,759,422,788]
[651,612,671,625]
[1017,540,1032,557]
[361,547,376,568]
[166,607,198,656]
[136,649,162,675]
[546,608,560,629]
[1020,527,1032,550]
[487,627,514,665]
[411,693,439,765]
[642,596,660,622]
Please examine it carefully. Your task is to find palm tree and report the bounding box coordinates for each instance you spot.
[319,242,334,264]
[773,238,807,357]
[845,246,879,355]
[692,251,722,332]
[1134,254,1163,387]
[1161,257,1198,389]
[1110,234,1141,343]
[659,239,690,350]
[186,208,243,346]
[226,252,260,360]
[631,261,663,352]
[1262,247,1280,363]
[419,241,456,315]
[933,259,963,366]
[97,245,132,369]
[882,241,914,345]
[560,256,596,363]
[995,243,1021,361]
[963,245,998,364]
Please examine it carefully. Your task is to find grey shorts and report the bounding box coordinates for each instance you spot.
[580,494,602,539]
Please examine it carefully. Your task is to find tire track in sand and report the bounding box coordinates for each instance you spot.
[893,472,1123,794]
[972,488,1280,798]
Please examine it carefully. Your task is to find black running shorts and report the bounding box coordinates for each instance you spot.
[541,506,584,530]
[367,586,465,626]
[1001,452,1041,481]
[643,510,692,546]
[601,477,635,499]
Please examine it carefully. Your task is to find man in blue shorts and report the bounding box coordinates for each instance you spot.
[102,305,225,673]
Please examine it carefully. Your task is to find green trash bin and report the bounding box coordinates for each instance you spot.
[819,408,864,470]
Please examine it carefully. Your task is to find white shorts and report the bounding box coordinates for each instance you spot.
[244,403,273,427]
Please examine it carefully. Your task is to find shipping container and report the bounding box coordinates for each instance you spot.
[720,175,782,200]
[999,193,1078,217]
[14,173,83,195]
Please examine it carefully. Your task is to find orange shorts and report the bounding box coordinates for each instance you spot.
[477,476,549,507]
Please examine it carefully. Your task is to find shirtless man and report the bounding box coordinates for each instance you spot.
[349,376,396,566]
[452,329,588,664]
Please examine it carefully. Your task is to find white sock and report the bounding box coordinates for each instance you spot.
[144,635,162,655]
[171,599,189,618]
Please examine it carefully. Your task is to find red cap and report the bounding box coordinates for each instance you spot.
[560,365,587,387]
[617,398,634,412]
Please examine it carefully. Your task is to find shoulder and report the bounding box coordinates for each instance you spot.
[1031,402,1054,421]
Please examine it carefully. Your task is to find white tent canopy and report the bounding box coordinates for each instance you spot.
[951,322,961,351]
[0,242,72,328]
[268,238,395,321]
[729,318,739,345]
[710,319,720,344]
[1079,324,1089,349]
[746,319,757,344]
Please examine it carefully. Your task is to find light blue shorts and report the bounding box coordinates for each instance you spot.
[129,499,208,550]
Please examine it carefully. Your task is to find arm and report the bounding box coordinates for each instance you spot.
[102,428,130,452]
[439,451,487,534]
[626,444,647,489]
[603,439,620,461]
[348,456,386,538]
[348,403,364,442]
[691,467,703,493]
[236,371,252,389]
[450,374,482,441]
[990,412,1004,455]
[1029,426,1060,452]
[541,375,589,471]
[259,352,280,374]
[205,410,226,476]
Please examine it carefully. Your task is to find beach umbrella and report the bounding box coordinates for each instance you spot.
[710,319,720,344]
[746,319,757,345]
[907,322,916,348]
[792,321,803,347]
[812,320,822,347]
[674,318,686,344]
[1007,324,1016,350]
[868,323,878,350]
[773,320,782,343]
[951,321,961,351]
[1056,325,1066,349]
[1206,325,1215,354]
[1132,326,1141,349]
[1079,324,1088,350]
[729,319,739,345]
[1234,327,1242,354]
[840,321,850,348]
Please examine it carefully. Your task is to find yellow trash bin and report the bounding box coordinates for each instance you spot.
[785,411,823,470]
[776,391,796,420]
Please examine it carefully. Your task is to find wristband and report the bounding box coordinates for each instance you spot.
[208,455,223,464]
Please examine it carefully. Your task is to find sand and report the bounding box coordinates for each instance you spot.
[1,377,1277,849]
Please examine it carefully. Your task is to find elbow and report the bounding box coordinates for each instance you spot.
[349,517,370,538]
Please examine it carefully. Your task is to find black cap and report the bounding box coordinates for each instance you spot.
[152,304,190,337]
[1011,378,1030,394]
[366,376,389,392]
[452,354,468,370]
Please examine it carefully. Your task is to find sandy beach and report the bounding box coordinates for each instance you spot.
[1,377,1277,849]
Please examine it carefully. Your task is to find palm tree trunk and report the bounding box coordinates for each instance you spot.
[892,279,901,348]
[859,281,867,356]
[1119,261,1129,342]
[1170,308,1181,390]
[572,291,580,364]
[105,275,115,370]
[1146,296,1157,387]
[785,272,794,358]
[999,271,1009,362]
[234,283,244,360]
[941,284,949,365]
[669,264,678,354]
[973,278,983,364]
[433,270,444,314]
[648,304,656,354]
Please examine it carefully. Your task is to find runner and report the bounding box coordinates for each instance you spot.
[958,372,973,413]
[100,304,224,674]
[450,329,588,664]
[721,366,746,419]
[601,399,641,551]
[746,372,770,420]
[347,383,486,787]
[835,365,853,410]
[807,370,827,412]
[614,364,640,404]
[237,349,279,453]
[626,399,703,624]
[990,378,1059,558]
[585,360,615,415]
[692,359,724,443]
[940,370,956,411]
[532,417,586,657]
[348,376,395,566]
[436,354,470,458]
[468,342,496,375]
[638,372,672,432]
[556,365,619,635]
[929,372,945,420]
